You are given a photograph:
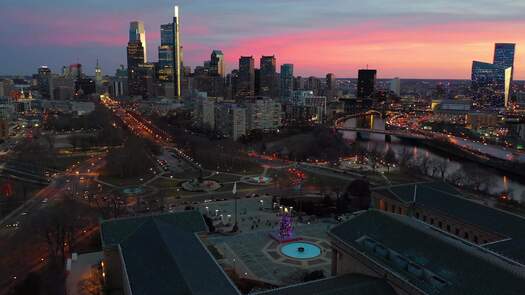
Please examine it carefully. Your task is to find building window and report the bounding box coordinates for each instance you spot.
[415,212,420,219]
[474,236,479,243]
[446,225,451,232]
[392,205,396,213]
[398,207,402,214]
[423,216,427,222]
[455,228,460,235]
[464,232,469,239]
[438,221,442,228]
[430,218,434,225]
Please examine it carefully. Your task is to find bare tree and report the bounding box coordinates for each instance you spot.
[77,266,103,295]
[432,158,449,180]
[446,169,465,186]
[383,147,398,172]
[31,196,87,265]
[398,147,414,170]
[416,155,432,176]
[462,163,492,192]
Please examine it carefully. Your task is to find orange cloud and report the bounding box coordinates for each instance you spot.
[221,20,525,79]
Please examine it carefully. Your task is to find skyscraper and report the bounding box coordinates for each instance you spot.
[210,50,225,77]
[326,73,336,91]
[326,73,336,98]
[260,55,277,97]
[238,56,255,97]
[69,64,83,80]
[280,64,294,101]
[471,61,501,89]
[357,69,377,98]
[37,66,51,98]
[390,77,401,96]
[129,21,147,63]
[471,43,515,108]
[172,6,182,98]
[493,43,515,73]
[160,23,174,46]
[95,59,103,86]
[127,39,145,96]
[158,24,174,83]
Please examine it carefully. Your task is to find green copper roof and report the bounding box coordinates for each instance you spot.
[330,210,525,295]
[375,182,525,265]
[101,211,239,295]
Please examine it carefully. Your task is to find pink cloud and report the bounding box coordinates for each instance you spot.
[219,20,525,79]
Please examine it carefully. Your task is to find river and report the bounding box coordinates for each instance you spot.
[345,135,525,202]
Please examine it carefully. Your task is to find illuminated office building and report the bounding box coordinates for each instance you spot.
[280,64,294,101]
[129,21,147,63]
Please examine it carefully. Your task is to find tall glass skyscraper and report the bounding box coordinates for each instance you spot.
[494,43,516,83]
[129,21,147,63]
[471,43,515,107]
[158,23,174,82]
[280,64,294,101]
[160,24,174,46]
[471,61,502,88]
[493,43,515,70]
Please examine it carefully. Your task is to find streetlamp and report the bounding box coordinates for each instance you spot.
[232,182,239,232]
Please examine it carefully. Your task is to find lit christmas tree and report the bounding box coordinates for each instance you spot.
[279,207,293,240]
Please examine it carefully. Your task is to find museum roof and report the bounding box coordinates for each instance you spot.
[374,182,525,265]
[253,274,396,295]
[330,210,525,295]
[101,211,240,295]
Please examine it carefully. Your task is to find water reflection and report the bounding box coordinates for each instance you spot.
[351,139,525,202]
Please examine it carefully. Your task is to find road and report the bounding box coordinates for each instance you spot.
[0,154,106,294]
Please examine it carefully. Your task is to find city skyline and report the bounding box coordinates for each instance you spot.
[1,0,525,79]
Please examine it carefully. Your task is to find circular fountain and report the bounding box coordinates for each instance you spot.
[280,242,321,260]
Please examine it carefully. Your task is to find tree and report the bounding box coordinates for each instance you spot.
[461,163,492,192]
[416,155,432,176]
[367,145,382,172]
[398,146,414,170]
[104,135,153,178]
[432,158,449,180]
[31,197,87,265]
[383,147,397,172]
[77,267,103,295]
[446,169,465,186]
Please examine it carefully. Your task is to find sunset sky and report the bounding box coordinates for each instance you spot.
[1,0,524,79]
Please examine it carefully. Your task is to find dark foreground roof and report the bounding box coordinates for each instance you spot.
[101,211,240,295]
[253,274,396,295]
[330,210,525,295]
[101,210,207,246]
[374,182,525,265]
